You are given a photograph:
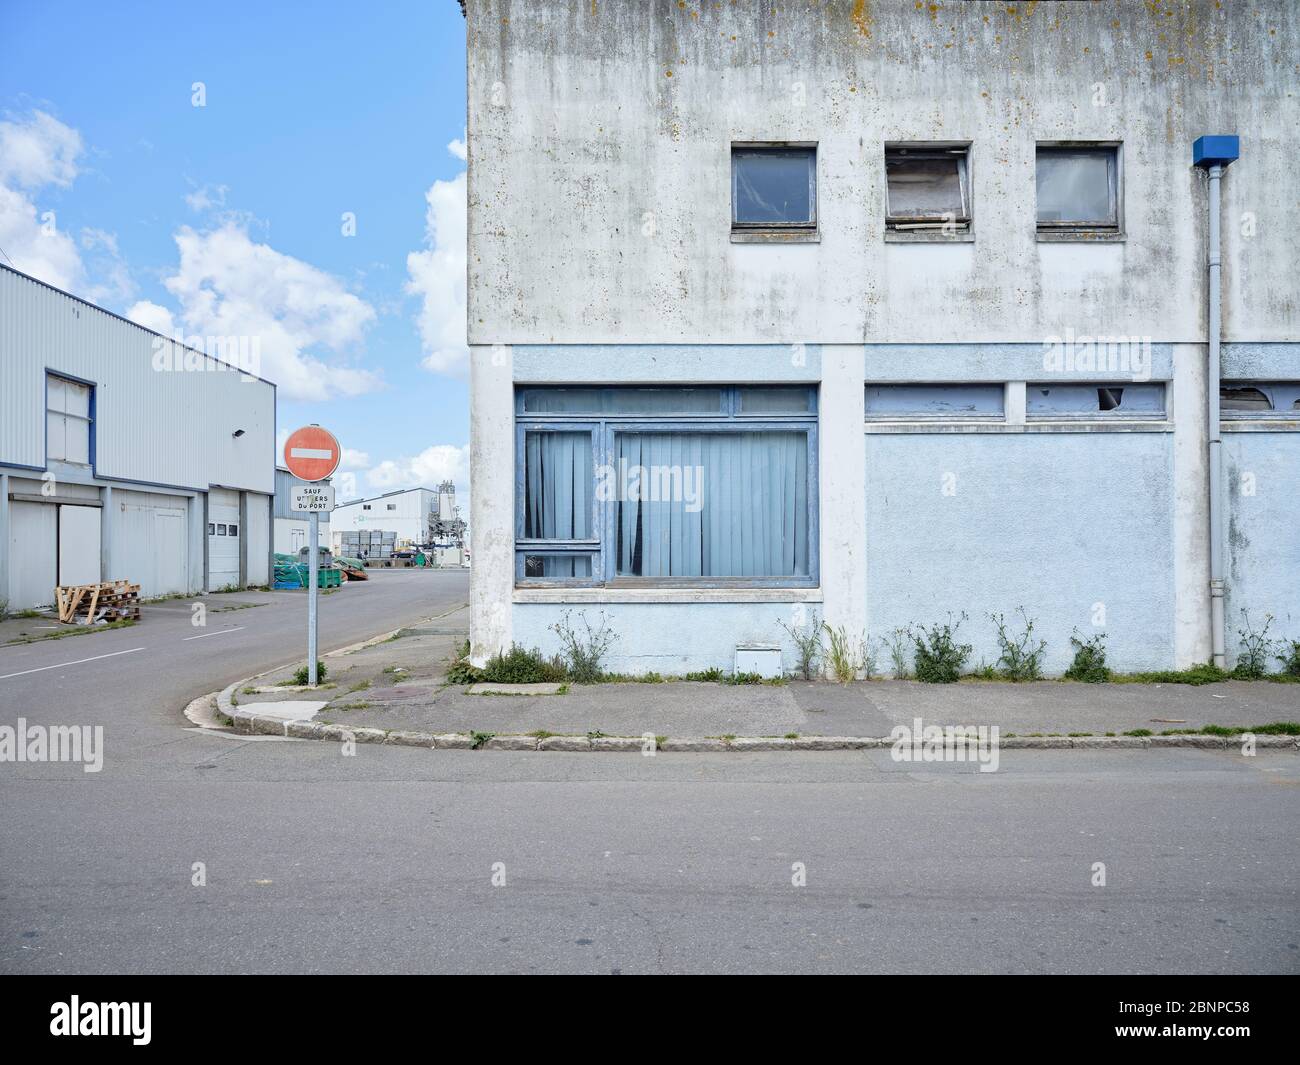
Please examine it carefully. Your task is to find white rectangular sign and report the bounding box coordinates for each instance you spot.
[291,485,335,513]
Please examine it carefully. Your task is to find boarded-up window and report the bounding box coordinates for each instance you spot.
[46,373,93,465]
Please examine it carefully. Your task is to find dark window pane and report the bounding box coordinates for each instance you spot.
[1037,149,1115,224]
[733,148,814,225]
[738,387,812,414]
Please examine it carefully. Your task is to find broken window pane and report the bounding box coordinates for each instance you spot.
[1220,386,1272,412]
[1220,382,1300,414]
[1027,383,1165,416]
[1036,147,1118,227]
[732,147,815,226]
[885,148,968,226]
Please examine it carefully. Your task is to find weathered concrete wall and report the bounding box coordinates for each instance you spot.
[513,601,812,676]
[1223,430,1300,663]
[864,430,1177,672]
[466,0,1297,346]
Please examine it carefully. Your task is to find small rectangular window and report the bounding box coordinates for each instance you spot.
[228,524,238,537]
[1221,382,1300,416]
[217,524,227,536]
[523,554,595,579]
[1036,145,1120,232]
[1027,383,1165,418]
[363,504,371,510]
[737,387,814,414]
[386,504,397,510]
[208,523,215,535]
[865,384,1004,419]
[885,145,970,230]
[732,145,816,229]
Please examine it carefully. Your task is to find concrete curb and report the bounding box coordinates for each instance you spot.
[210,702,1300,753]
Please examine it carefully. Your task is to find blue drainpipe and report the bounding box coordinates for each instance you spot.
[1193,135,1239,669]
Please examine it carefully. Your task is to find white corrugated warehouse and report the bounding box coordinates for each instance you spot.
[0,264,276,610]
[273,466,332,556]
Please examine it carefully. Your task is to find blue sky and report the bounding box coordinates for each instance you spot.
[0,0,470,501]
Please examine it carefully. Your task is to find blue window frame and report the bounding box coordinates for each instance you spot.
[515,386,819,588]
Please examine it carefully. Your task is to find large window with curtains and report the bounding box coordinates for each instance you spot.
[516,386,818,587]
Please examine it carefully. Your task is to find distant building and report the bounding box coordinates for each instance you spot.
[331,487,439,550]
[0,264,275,608]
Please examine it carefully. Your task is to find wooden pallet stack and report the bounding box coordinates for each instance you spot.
[55,580,141,625]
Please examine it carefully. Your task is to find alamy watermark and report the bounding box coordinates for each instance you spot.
[0,719,103,773]
[1041,328,1151,381]
[150,333,262,379]
[890,717,1000,773]
[595,458,704,513]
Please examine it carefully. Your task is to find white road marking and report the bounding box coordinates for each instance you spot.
[0,646,145,680]
[182,627,245,641]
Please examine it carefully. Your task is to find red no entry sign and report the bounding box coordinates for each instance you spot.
[283,425,341,482]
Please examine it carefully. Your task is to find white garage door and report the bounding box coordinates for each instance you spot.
[8,501,57,609]
[208,490,240,591]
[58,504,102,587]
[117,498,188,598]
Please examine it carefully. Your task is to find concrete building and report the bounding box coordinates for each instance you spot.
[273,466,332,557]
[0,264,275,609]
[331,487,438,550]
[462,0,1299,675]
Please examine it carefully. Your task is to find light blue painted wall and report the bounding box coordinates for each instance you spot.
[514,344,821,383]
[1223,431,1300,662]
[512,602,809,676]
[864,431,1176,673]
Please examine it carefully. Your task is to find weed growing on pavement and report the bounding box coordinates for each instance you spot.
[550,610,618,683]
[823,623,856,684]
[684,667,725,682]
[910,614,972,683]
[1278,640,1300,677]
[1065,631,1111,682]
[1234,611,1274,679]
[885,628,911,679]
[990,608,1046,681]
[778,611,822,680]
[291,661,327,686]
[481,644,567,684]
[446,639,483,684]
[469,731,494,749]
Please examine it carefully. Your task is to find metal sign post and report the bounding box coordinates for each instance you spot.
[308,510,319,685]
[284,427,341,688]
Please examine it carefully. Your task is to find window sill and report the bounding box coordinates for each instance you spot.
[513,586,824,605]
[1222,418,1300,432]
[865,420,1172,434]
[1036,229,1126,243]
[884,229,974,244]
[731,228,820,244]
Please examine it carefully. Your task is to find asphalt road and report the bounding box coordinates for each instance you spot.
[1,569,1297,974]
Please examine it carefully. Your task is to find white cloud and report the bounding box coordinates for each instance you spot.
[0,111,133,305]
[0,182,83,290]
[341,448,370,470]
[447,135,467,162]
[184,182,228,213]
[366,443,469,492]
[125,299,176,336]
[159,221,382,401]
[406,146,467,376]
[0,110,81,189]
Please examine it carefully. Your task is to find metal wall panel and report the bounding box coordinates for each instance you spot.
[57,505,101,586]
[0,265,275,494]
[113,490,189,598]
[7,501,57,609]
